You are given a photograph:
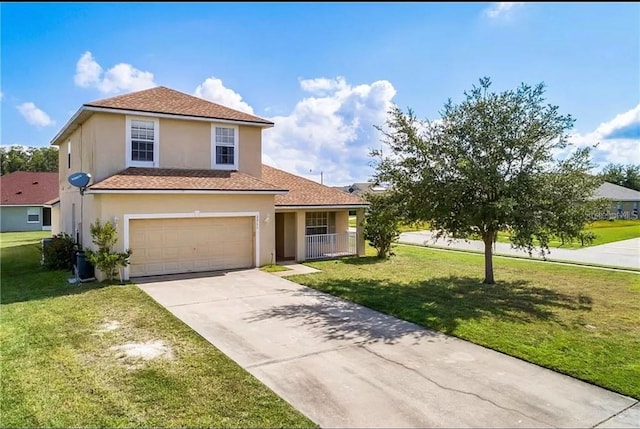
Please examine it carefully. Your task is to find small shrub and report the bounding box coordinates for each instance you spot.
[578,230,597,247]
[84,219,132,282]
[42,233,76,270]
[363,193,400,259]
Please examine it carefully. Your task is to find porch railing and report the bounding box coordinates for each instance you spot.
[306,232,356,260]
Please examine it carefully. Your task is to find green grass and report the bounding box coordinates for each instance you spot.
[0,232,316,428]
[260,264,292,273]
[489,219,640,249]
[288,245,640,399]
[349,215,429,232]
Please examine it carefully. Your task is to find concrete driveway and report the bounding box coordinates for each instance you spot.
[138,269,638,428]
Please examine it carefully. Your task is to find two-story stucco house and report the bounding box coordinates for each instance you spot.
[51,86,366,279]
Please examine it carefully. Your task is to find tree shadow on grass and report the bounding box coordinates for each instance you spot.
[245,275,593,345]
[339,255,388,265]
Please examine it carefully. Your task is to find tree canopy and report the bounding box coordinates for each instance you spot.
[0,146,58,175]
[372,77,606,284]
[598,163,640,191]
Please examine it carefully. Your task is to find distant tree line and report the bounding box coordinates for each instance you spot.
[0,146,58,175]
[598,163,640,191]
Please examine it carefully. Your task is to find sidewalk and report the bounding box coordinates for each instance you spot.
[399,231,640,270]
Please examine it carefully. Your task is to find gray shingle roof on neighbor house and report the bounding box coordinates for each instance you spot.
[334,182,388,197]
[594,182,640,201]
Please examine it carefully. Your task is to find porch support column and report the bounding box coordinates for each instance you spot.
[296,210,306,261]
[356,208,365,256]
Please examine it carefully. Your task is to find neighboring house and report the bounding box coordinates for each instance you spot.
[0,171,58,232]
[593,181,640,220]
[336,182,388,198]
[50,86,366,279]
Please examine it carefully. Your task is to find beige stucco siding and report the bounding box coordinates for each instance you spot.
[62,113,264,181]
[92,113,125,181]
[238,126,262,178]
[92,193,276,267]
[159,118,211,170]
[51,205,60,235]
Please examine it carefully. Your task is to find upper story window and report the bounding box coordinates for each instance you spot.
[212,125,238,170]
[126,116,159,168]
[67,140,71,169]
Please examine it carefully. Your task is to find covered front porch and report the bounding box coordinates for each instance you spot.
[275,207,365,262]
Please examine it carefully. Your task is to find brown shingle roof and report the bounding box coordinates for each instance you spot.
[85,86,273,126]
[0,171,59,205]
[262,165,367,207]
[88,167,286,192]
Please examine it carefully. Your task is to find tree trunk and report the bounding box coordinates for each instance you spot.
[483,232,495,284]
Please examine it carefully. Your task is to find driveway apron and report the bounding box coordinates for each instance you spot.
[138,269,638,428]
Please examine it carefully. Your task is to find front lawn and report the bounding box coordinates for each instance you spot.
[0,232,315,428]
[349,215,429,232]
[492,219,640,248]
[289,245,640,399]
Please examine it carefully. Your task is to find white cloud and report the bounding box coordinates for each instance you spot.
[17,102,56,127]
[484,2,525,19]
[194,77,254,114]
[73,51,156,94]
[74,51,102,88]
[0,91,4,101]
[299,76,348,95]
[565,104,640,169]
[193,76,396,185]
[264,77,397,185]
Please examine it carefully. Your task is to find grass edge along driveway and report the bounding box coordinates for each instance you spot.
[288,244,640,400]
[0,231,316,428]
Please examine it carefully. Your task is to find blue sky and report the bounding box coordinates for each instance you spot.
[2,2,638,185]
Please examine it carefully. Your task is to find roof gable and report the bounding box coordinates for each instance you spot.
[85,86,273,125]
[0,171,59,205]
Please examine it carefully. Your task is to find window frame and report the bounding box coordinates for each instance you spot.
[27,207,40,224]
[211,124,239,170]
[305,212,329,236]
[126,116,160,168]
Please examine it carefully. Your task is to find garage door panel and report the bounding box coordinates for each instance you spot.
[129,216,254,277]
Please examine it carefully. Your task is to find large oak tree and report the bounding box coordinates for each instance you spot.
[372,78,605,284]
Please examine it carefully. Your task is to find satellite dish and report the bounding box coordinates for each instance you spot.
[68,172,91,189]
[348,187,355,193]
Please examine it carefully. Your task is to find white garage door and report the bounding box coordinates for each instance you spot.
[129,217,254,277]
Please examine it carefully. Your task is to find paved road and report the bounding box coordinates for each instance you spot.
[399,231,640,270]
[138,269,638,428]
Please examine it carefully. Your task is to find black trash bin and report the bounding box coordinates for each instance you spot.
[75,250,95,281]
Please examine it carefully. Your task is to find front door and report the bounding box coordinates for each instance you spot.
[42,207,51,230]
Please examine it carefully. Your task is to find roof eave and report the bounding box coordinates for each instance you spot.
[50,106,90,146]
[275,204,369,210]
[83,105,274,127]
[50,104,274,147]
[86,189,288,195]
